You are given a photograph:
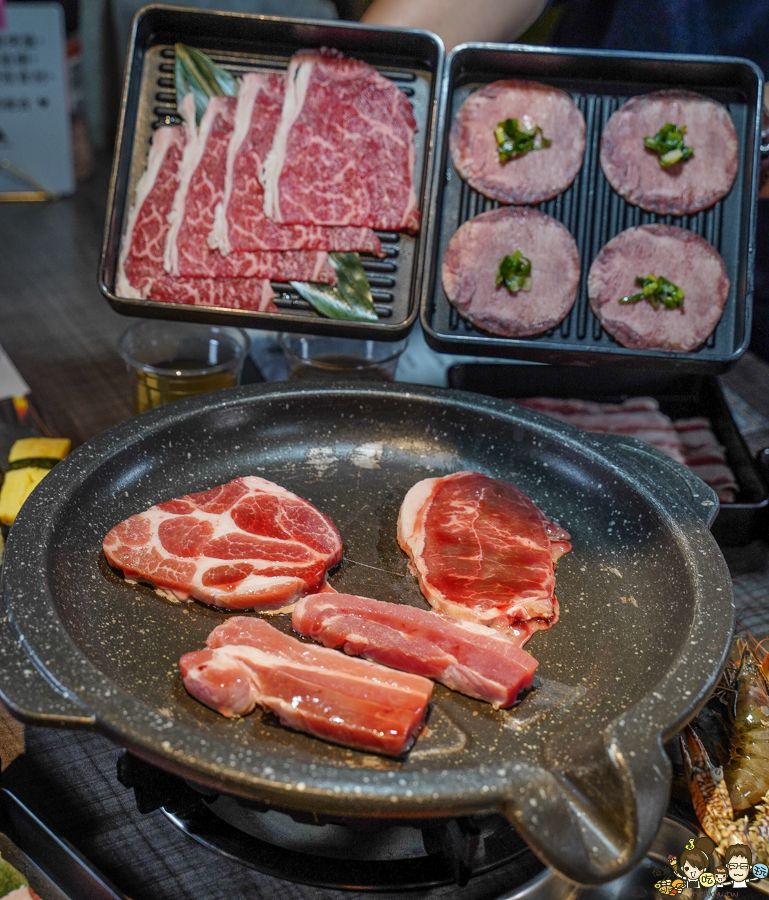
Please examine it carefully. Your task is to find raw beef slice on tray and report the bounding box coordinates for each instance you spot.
[397,472,571,635]
[600,89,738,215]
[261,48,420,232]
[450,80,586,205]
[164,94,336,284]
[103,476,342,610]
[292,592,538,709]
[116,120,277,311]
[441,207,580,337]
[180,617,432,756]
[587,224,730,352]
[211,72,382,256]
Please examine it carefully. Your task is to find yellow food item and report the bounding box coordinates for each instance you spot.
[0,437,71,525]
[8,437,71,463]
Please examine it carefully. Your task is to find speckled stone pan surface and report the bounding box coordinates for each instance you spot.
[0,382,733,886]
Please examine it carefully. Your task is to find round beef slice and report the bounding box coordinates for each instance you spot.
[600,90,738,215]
[587,225,730,352]
[450,80,586,205]
[442,207,580,338]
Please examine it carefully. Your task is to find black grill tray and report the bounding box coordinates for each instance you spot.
[423,45,763,370]
[448,363,769,547]
[99,6,443,341]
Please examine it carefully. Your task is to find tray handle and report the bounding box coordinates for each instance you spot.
[0,613,95,728]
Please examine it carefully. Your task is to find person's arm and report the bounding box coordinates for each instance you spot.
[361,0,549,51]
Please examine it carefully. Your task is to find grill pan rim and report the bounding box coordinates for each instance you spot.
[0,382,733,883]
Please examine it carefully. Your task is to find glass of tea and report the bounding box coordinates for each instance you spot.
[278,334,406,381]
[118,322,249,414]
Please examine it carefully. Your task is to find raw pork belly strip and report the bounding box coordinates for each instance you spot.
[180,617,432,756]
[165,95,336,283]
[261,48,420,232]
[212,72,382,256]
[116,123,278,312]
[398,472,571,634]
[293,593,538,709]
[103,476,342,610]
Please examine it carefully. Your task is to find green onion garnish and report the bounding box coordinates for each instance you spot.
[643,123,694,168]
[619,274,685,310]
[495,119,552,162]
[497,250,532,294]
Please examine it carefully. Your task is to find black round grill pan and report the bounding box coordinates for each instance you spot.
[0,382,734,885]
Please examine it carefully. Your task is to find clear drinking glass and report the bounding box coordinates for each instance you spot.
[118,321,249,414]
[278,334,406,382]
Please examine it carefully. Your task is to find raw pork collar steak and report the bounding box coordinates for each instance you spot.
[164,94,336,283]
[180,617,432,756]
[450,80,586,205]
[442,207,580,337]
[587,224,730,352]
[600,90,738,215]
[103,476,342,611]
[293,592,538,709]
[398,472,570,634]
[116,121,277,312]
[261,48,420,232]
[211,72,382,256]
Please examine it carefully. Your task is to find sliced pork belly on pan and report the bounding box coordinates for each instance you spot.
[441,207,580,337]
[261,48,420,232]
[449,80,586,205]
[212,72,382,256]
[600,90,738,215]
[180,617,432,756]
[103,476,342,611]
[164,94,336,284]
[293,592,538,709]
[116,121,278,312]
[587,224,730,352]
[397,472,570,635]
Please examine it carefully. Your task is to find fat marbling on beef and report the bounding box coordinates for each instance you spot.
[261,48,420,232]
[441,207,580,337]
[180,616,432,756]
[600,90,738,215]
[103,476,342,610]
[210,71,382,256]
[292,592,538,709]
[449,80,586,205]
[116,113,277,312]
[587,224,730,352]
[397,472,571,635]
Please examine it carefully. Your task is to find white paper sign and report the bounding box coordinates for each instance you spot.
[0,2,74,198]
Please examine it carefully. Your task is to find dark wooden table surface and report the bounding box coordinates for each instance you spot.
[2,160,769,900]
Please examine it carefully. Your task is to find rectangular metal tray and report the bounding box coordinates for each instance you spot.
[448,363,769,547]
[423,44,763,371]
[99,5,443,341]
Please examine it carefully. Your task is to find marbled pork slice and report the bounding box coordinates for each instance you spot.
[103,476,342,611]
[441,207,580,337]
[397,472,571,634]
[292,592,538,709]
[587,224,730,352]
[180,617,432,756]
[164,94,336,283]
[600,90,738,215]
[449,79,586,205]
[211,72,382,256]
[261,48,420,232]
[116,118,278,312]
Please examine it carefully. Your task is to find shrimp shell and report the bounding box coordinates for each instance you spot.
[725,644,769,811]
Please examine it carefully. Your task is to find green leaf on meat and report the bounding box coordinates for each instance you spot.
[496,249,532,294]
[643,123,694,168]
[495,118,552,162]
[291,253,378,322]
[174,43,237,125]
[619,274,685,310]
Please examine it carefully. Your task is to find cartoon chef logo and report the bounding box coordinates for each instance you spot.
[654,836,768,895]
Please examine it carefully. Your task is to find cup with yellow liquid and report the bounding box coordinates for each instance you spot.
[118,322,249,414]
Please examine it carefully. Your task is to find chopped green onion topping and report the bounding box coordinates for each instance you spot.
[497,250,532,294]
[619,274,685,310]
[495,119,552,162]
[643,123,694,168]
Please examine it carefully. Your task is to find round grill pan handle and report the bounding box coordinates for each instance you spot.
[0,600,95,728]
